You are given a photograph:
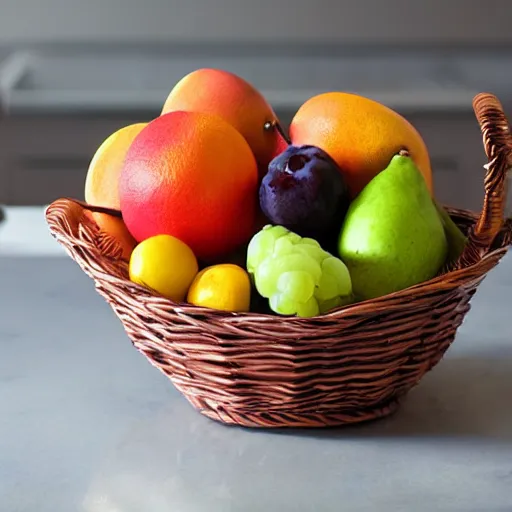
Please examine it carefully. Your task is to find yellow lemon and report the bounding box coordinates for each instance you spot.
[129,234,198,301]
[187,264,251,312]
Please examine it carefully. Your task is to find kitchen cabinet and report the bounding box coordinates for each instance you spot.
[0,113,155,205]
[413,111,512,216]
[407,112,489,212]
[0,110,492,213]
[0,45,510,213]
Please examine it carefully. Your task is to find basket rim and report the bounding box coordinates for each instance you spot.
[46,91,512,325]
[94,243,511,322]
[46,198,512,325]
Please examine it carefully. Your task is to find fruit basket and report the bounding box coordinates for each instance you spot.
[46,91,512,429]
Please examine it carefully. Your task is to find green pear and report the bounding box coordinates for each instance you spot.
[338,153,448,301]
[433,199,467,267]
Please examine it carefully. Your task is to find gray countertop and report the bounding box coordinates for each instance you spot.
[1,233,511,510]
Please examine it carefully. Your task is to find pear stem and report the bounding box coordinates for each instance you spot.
[399,148,410,157]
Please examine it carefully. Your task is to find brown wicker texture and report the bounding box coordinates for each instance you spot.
[46,93,512,428]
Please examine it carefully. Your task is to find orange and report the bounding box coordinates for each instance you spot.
[84,123,147,260]
[119,111,259,262]
[161,68,287,176]
[187,264,251,312]
[85,123,147,209]
[84,211,137,261]
[289,92,433,198]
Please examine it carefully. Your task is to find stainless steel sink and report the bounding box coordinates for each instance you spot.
[0,45,481,115]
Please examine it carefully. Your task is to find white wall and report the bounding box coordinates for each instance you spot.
[0,0,511,44]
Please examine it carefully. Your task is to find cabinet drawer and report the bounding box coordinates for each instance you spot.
[408,113,487,212]
[5,158,88,205]
[0,113,151,204]
[0,115,149,158]
[430,155,461,207]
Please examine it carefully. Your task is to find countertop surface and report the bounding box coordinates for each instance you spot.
[1,208,512,512]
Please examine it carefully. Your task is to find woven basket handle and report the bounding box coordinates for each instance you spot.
[452,93,512,270]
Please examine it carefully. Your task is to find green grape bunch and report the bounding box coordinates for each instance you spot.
[246,225,354,318]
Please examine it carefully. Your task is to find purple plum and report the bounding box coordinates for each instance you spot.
[259,144,350,244]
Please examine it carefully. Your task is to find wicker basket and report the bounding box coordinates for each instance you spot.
[46,93,512,428]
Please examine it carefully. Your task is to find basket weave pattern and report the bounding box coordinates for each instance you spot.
[46,94,512,428]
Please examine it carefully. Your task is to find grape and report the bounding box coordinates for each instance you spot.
[247,224,288,274]
[283,231,302,245]
[277,271,315,303]
[255,254,321,297]
[273,236,296,257]
[301,237,321,247]
[320,256,353,297]
[254,258,280,297]
[296,297,320,318]
[315,271,339,301]
[247,225,354,318]
[270,294,299,316]
[296,243,329,265]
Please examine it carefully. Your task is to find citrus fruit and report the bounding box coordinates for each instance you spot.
[161,68,286,175]
[84,211,137,261]
[289,92,433,198]
[187,264,251,312]
[119,111,259,262]
[85,123,147,209]
[84,123,146,260]
[129,234,199,302]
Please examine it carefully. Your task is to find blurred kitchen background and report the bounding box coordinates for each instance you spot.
[0,0,511,212]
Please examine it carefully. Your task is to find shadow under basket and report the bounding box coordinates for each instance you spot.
[46,93,512,429]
